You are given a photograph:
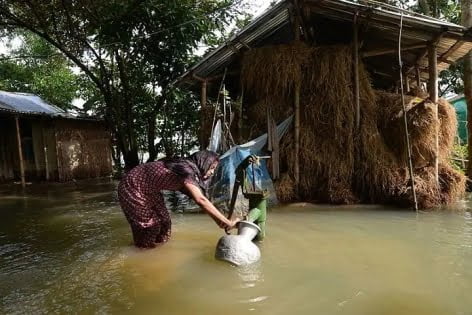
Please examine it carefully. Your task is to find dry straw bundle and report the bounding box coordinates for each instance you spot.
[240,42,465,209]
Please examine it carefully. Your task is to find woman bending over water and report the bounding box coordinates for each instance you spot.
[118,150,239,248]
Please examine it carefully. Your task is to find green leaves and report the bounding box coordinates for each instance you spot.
[0,0,247,167]
[0,32,80,109]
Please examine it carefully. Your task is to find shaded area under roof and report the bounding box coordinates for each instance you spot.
[176,0,472,92]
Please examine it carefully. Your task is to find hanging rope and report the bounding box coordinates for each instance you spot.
[208,67,237,150]
[398,13,419,211]
[209,67,228,139]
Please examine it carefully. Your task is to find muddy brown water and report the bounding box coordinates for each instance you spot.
[1,180,472,314]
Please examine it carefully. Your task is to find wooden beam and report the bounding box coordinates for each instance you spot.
[15,117,25,188]
[438,58,454,65]
[362,44,427,57]
[372,69,394,78]
[239,40,251,50]
[428,44,439,184]
[406,33,444,75]
[192,73,206,82]
[206,71,239,82]
[192,71,239,84]
[440,40,466,61]
[354,12,361,129]
[293,0,311,42]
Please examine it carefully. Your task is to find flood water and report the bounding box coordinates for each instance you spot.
[1,180,472,314]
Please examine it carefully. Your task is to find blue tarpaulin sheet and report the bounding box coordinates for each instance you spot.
[209,116,293,214]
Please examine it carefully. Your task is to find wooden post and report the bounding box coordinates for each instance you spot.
[428,44,439,184]
[54,129,62,182]
[415,66,421,93]
[0,133,5,180]
[294,81,300,193]
[42,125,49,181]
[353,12,360,129]
[405,76,410,93]
[15,117,25,188]
[293,0,301,194]
[294,0,301,41]
[238,87,244,143]
[200,80,208,150]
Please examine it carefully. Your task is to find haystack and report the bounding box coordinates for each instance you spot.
[240,41,465,209]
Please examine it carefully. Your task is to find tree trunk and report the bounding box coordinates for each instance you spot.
[146,96,164,162]
[181,126,185,156]
[113,50,140,171]
[418,0,431,16]
[147,114,158,162]
[462,0,472,185]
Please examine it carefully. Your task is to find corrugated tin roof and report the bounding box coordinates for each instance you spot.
[176,0,472,90]
[447,94,465,103]
[176,0,291,86]
[0,91,67,116]
[0,91,99,121]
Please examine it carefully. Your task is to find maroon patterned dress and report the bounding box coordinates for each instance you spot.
[118,161,193,248]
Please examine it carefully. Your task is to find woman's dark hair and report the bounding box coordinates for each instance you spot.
[163,150,219,195]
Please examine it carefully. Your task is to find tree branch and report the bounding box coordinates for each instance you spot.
[0,7,105,94]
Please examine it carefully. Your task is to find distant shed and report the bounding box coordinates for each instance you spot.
[447,94,468,145]
[0,91,113,186]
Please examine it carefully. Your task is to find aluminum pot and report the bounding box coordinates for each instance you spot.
[215,221,261,266]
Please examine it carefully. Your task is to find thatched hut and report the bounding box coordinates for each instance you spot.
[176,0,472,209]
[0,91,113,186]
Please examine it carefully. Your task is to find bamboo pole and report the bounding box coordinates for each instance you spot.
[415,65,421,93]
[362,44,427,57]
[398,14,418,211]
[458,135,466,169]
[238,87,244,143]
[15,117,25,188]
[428,44,439,184]
[294,81,300,193]
[200,80,208,150]
[293,0,301,194]
[354,12,360,129]
[222,83,226,132]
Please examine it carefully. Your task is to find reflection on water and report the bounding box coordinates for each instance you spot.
[1,180,472,314]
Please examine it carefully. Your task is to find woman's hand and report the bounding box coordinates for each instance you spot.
[224,218,241,234]
[217,217,240,229]
[228,218,241,229]
[183,181,242,232]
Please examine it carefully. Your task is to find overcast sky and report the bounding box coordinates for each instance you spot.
[247,0,274,16]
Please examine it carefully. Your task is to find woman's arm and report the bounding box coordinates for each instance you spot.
[183,182,238,229]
